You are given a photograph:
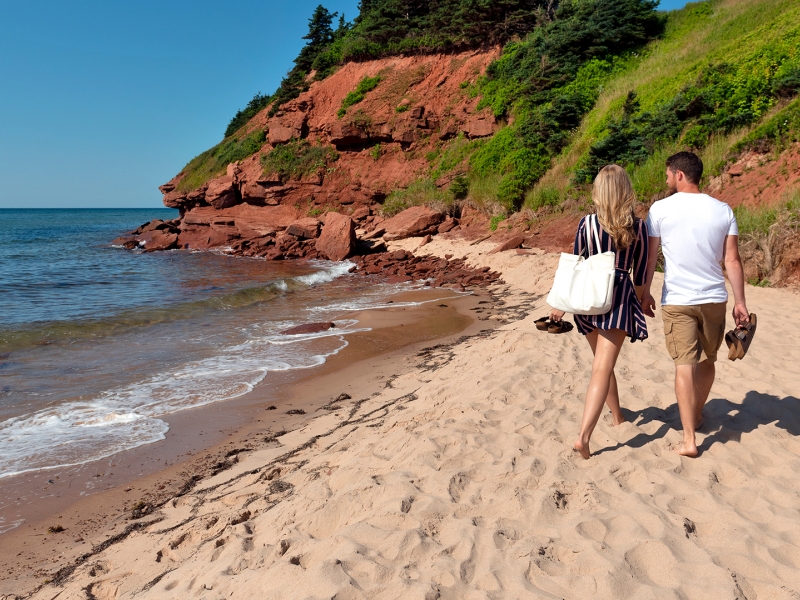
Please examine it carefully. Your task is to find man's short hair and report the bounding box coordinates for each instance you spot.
[666,151,703,184]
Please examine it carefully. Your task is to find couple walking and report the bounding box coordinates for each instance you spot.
[549,152,750,459]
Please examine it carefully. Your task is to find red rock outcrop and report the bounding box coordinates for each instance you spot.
[205,176,238,209]
[121,48,520,280]
[139,230,179,252]
[708,143,800,210]
[139,49,500,248]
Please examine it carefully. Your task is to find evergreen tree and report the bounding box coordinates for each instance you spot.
[295,5,338,73]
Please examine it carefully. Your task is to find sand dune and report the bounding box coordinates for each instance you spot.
[26,239,800,600]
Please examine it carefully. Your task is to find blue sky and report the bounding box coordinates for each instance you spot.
[0,0,689,208]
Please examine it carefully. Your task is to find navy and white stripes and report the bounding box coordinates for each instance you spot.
[573,216,650,342]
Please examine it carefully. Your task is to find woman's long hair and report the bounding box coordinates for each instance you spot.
[592,165,636,250]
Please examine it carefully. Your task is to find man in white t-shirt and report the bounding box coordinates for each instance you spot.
[643,152,749,458]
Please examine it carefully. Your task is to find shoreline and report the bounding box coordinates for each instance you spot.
[0,284,494,595]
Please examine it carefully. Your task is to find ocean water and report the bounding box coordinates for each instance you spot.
[0,209,422,480]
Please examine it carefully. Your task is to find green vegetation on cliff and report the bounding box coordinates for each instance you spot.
[338,0,545,60]
[391,0,665,213]
[261,140,338,183]
[575,5,800,184]
[338,75,382,118]
[534,0,800,205]
[185,0,800,229]
[177,129,266,193]
[226,0,552,136]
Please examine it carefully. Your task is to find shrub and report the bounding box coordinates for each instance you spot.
[489,215,505,231]
[470,0,664,208]
[732,97,800,155]
[772,66,800,98]
[338,75,382,118]
[449,175,469,200]
[628,144,679,202]
[261,139,338,183]
[429,134,479,181]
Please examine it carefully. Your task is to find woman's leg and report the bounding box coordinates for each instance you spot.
[585,330,626,426]
[574,328,628,459]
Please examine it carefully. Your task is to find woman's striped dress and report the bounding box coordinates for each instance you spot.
[572,216,649,342]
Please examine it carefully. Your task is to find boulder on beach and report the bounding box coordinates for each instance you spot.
[286,218,321,239]
[315,213,356,261]
[382,206,444,241]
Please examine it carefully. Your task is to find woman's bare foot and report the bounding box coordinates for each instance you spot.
[611,414,627,426]
[573,439,590,460]
[673,442,698,457]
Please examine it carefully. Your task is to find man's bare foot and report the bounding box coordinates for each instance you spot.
[573,439,590,460]
[673,442,698,457]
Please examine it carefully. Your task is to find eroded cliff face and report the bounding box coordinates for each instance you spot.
[136,49,501,257]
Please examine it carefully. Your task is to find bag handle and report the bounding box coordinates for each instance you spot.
[586,215,602,255]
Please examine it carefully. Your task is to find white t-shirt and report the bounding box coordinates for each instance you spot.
[646,192,738,305]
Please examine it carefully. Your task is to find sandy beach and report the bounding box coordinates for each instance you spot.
[5,237,800,599]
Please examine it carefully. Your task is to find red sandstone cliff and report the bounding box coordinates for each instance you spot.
[124,49,502,259]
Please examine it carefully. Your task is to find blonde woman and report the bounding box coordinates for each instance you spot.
[550,165,650,459]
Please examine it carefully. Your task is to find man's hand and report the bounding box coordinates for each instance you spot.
[550,309,565,322]
[641,291,657,318]
[725,235,749,328]
[733,303,750,327]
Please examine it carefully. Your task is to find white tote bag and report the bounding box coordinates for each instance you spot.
[546,215,615,315]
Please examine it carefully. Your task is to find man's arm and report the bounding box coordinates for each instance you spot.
[641,236,661,317]
[724,234,749,326]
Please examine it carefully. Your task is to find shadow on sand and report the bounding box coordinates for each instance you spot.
[594,391,800,456]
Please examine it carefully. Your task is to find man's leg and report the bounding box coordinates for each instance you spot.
[693,360,715,428]
[674,364,699,457]
[663,305,710,457]
[693,302,726,428]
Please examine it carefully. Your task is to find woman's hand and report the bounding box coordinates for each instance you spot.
[550,309,565,322]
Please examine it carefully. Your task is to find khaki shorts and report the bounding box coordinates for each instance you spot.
[662,303,727,365]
